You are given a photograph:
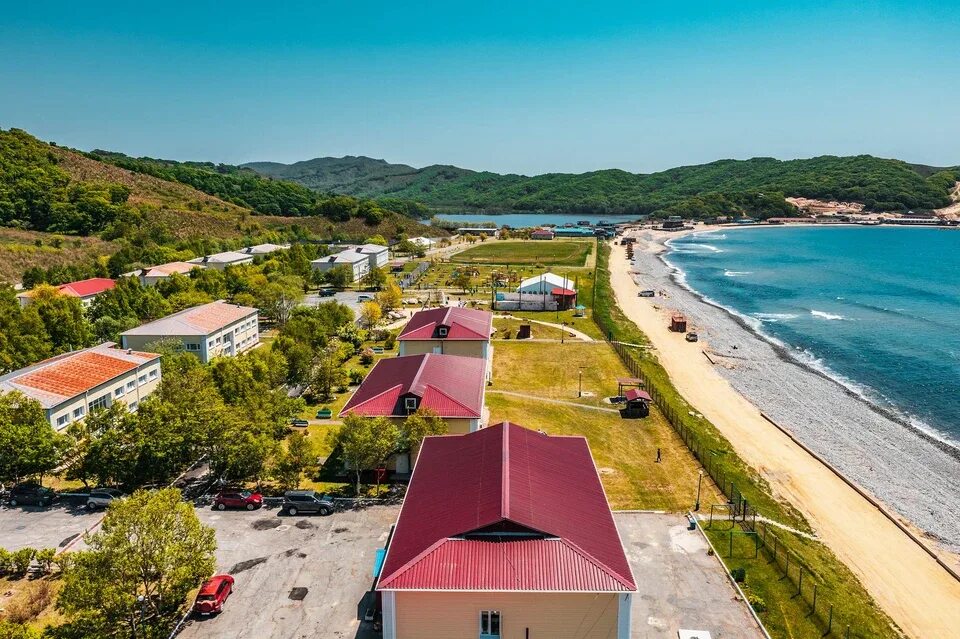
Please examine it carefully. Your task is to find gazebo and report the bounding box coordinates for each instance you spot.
[622,388,652,418]
[574,304,586,317]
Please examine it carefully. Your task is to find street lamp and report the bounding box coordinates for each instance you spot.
[695,470,704,512]
[578,367,583,398]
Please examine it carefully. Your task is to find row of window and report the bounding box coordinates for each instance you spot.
[53,369,157,427]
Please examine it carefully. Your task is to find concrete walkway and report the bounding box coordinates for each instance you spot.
[494,313,596,341]
[487,389,619,413]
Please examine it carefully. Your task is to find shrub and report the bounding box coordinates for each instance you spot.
[348,369,366,385]
[359,349,375,366]
[10,548,36,575]
[35,548,56,573]
[384,333,397,350]
[5,580,52,623]
[731,566,746,583]
[747,593,767,613]
[52,552,73,573]
[0,547,11,574]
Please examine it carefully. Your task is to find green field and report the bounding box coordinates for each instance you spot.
[452,239,593,266]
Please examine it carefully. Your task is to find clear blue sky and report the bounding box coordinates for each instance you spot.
[1,1,956,174]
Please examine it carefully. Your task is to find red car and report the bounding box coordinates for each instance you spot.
[193,574,234,615]
[213,490,263,511]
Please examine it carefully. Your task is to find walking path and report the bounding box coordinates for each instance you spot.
[608,241,960,639]
[486,389,619,413]
[494,314,596,341]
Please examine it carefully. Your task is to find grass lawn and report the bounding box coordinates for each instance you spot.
[452,239,593,266]
[489,340,719,511]
[0,575,65,631]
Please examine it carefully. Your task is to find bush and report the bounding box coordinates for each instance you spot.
[731,566,747,583]
[348,369,366,385]
[747,593,767,613]
[384,333,397,350]
[359,349,375,366]
[10,548,36,576]
[35,548,56,573]
[4,580,52,623]
[0,547,11,574]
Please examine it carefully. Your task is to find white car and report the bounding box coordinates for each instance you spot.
[87,488,125,510]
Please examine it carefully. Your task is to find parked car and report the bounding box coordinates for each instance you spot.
[685,332,699,342]
[7,483,55,507]
[280,490,334,516]
[213,490,263,511]
[638,289,656,297]
[317,288,336,297]
[87,488,125,510]
[290,418,309,427]
[193,574,235,616]
[357,294,374,302]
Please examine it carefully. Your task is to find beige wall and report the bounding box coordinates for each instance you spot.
[122,312,259,363]
[392,591,620,639]
[47,361,161,431]
[398,339,487,359]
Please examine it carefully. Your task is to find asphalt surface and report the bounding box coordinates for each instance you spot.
[615,512,766,638]
[0,498,103,551]
[176,504,399,639]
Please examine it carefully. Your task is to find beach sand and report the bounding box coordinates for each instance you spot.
[609,235,960,639]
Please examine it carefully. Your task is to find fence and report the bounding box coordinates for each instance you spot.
[397,262,430,290]
[596,273,865,636]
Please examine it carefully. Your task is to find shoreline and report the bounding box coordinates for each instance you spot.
[659,231,960,459]
[608,236,960,639]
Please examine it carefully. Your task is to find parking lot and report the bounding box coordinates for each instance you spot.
[0,498,103,551]
[302,291,367,316]
[177,504,399,639]
[615,512,766,638]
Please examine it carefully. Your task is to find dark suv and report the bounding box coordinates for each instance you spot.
[7,483,56,507]
[280,491,334,516]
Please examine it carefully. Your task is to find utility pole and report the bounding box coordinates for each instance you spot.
[695,470,704,511]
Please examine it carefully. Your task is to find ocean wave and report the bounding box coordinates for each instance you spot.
[810,310,848,321]
[693,231,728,240]
[724,270,751,277]
[753,312,798,323]
[671,242,724,254]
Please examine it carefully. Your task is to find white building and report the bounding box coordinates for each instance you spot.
[517,272,577,295]
[409,237,436,248]
[0,343,161,431]
[120,300,259,364]
[354,244,390,269]
[311,250,371,282]
[243,243,290,256]
[138,261,204,287]
[187,251,255,271]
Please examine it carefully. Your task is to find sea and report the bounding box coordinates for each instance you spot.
[665,226,960,446]
[431,212,642,227]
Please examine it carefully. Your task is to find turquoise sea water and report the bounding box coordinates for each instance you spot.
[666,226,960,444]
[431,212,641,227]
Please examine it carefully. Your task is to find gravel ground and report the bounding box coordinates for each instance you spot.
[631,232,960,554]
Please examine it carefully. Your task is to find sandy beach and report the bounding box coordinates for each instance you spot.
[609,234,960,639]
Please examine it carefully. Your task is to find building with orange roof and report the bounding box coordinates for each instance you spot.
[17,277,116,308]
[137,261,205,287]
[119,300,259,363]
[0,343,161,430]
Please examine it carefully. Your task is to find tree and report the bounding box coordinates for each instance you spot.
[24,286,92,354]
[57,489,216,636]
[376,281,402,313]
[324,264,353,289]
[209,427,276,484]
[63,402,139,488]
[452,271,473,294]
[0,392,68,485]
[400,408,448,452]
[361,266,388,291]
[270,431,315,490]
[254,274,304,326]
[360,301,382,328]
[310,341,347,401]
[364,234,388,246]
[333,414,399,495]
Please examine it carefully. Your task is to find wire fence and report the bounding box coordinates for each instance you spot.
[598,306,865,637]
[396,262,430,290]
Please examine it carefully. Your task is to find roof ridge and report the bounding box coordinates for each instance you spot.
[501,422,510,519]
[408,354,430,396]
[558,537,637,591]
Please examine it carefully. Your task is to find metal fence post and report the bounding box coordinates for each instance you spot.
[811,584,818,616]
[824,604,833,636]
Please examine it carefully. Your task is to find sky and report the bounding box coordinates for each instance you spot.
[1,1,957,175]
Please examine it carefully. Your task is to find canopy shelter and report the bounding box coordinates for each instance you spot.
[622,388,651,419]
[617,377,645,396]
[550,286,577,310]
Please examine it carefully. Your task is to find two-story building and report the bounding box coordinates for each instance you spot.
[187,251,255,271]
[340,352,487,472]
[17,278,116,308]
[120,300,259,363]
[397,307,493,381]
[311,250,371,282]
[138,261,204,287]
[354,243,390,270]
[376,422,636,639]
[0,343,161,430]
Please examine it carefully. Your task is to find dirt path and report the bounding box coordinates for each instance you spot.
[486,389,619,413]
[608,242,960,639]
[494,313,596,341]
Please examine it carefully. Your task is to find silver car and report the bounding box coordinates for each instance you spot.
[87,488,125,510]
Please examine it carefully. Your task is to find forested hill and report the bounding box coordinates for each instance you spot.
[244,154,960,217]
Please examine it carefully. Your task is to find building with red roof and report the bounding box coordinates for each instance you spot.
[340,352,487,472]
[377,421,635,639]
[0,343,161,430]
[17,278,116,308]
[397,307,493,379]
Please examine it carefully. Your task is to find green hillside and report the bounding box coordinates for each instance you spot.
[245,154,960,217]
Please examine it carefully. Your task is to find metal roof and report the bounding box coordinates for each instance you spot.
[0,343,159,408]
[143,262,201,278]
[625,389,652,402]
[397,307,493,341]
[517,272,576,293]
[377,422,636,592]
[121,300,258,337]
[188,251,253,265]
[18,278,116,300]
[340,353,485,418]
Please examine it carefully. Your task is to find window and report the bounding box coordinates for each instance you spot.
[126,380,136,391]
[73,406,85,419]
[404,397,418,411]
[215,336,221,345]
[114,387,124,398]
[438,326,448,337]
[129,401,138,411]
[89,395,110,411]
[186,343,200,352]
[480,611,501,638]
[148,369,158,380]
[138,375,147,384]
[56,415,69,427]
[208,340,215,349]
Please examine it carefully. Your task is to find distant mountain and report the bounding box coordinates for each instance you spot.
[244,155,960,217]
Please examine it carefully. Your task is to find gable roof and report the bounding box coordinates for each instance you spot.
[398,307,493,341]
[243,243,288,255]
[311,250,369,265]
[355,243,389,255]
[340,353,484,418]
[188,251,253,265]
[143,262,201,278]
[0,343,159,409]
[121,300,258,338]
[517,272,575,293]
[18,278,115,300]
[377,422,636,592]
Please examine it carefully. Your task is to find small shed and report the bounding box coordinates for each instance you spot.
[517,324,532,340]
[622,388,652,418]
[574,304,586,317]
[670,314,687,332]
[551,287,577,310]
